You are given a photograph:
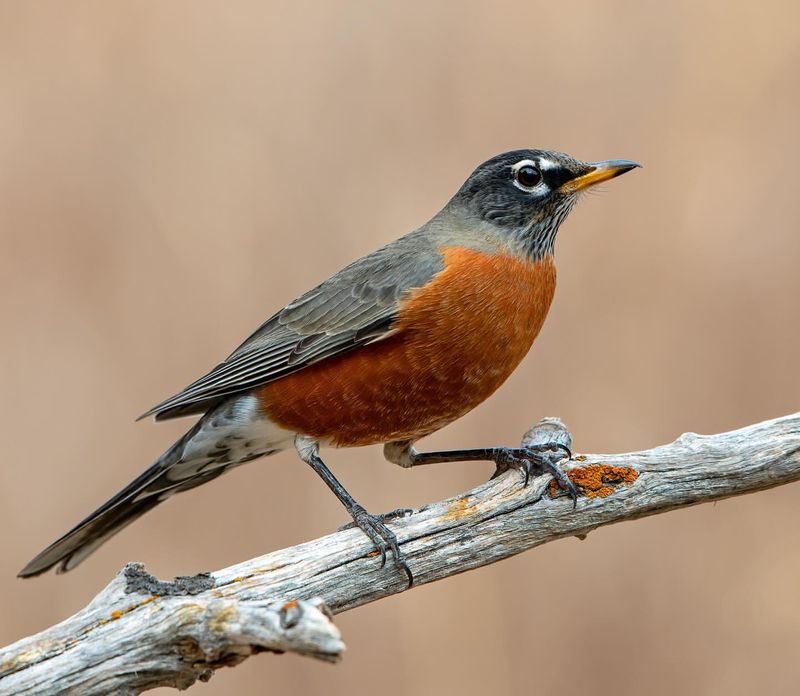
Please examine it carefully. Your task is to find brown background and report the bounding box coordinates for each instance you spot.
[1,2,799,694]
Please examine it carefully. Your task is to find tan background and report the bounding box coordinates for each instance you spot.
[2,1,799,694]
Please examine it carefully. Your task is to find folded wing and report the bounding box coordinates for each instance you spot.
[140,231,444,421]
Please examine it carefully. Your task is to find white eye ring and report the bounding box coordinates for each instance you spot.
[511,159,544,192]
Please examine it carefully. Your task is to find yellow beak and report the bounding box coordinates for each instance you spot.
[559,159,641,193]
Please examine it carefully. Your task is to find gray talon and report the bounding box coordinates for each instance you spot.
[492,444,578,506]
[347,507,414,587]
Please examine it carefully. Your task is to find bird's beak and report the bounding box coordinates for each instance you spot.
[559,159,641,193]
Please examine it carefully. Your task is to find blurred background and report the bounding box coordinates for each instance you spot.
[1,1,799,694]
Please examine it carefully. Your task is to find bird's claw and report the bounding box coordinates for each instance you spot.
[348,505,414,587]
[338,507,414,531]
[493,444,578,507]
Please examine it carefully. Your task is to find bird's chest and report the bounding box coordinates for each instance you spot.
[392,247,557,407]
[259,247,556,446]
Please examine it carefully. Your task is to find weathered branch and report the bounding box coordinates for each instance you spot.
[2,412,799,695]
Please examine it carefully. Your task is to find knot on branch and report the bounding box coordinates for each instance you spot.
[173,596,343,686]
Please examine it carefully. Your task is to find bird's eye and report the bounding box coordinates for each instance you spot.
[513,162,542,190]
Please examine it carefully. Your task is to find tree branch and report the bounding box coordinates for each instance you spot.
[2,413,799,694]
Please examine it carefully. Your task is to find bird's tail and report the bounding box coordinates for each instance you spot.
[19,397,288,578]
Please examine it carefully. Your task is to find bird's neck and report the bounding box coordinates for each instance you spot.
[435,201,573,264]
[506,200,576,262]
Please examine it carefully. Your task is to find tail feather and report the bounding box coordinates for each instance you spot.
[18,459,176,578]
[53,499,163,576]
[18,468,233,577]
[19,396,290,578]
[19,492,156,578]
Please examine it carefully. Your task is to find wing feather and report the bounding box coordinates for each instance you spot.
[140,231,444,421]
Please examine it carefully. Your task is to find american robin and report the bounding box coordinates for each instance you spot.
[19,149,638,583]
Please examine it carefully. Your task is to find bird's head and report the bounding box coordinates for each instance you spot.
[449,149,640,259]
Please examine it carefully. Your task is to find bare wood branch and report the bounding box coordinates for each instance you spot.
[2,412,799,695]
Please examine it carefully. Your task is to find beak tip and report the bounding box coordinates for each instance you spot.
[561,158,641,193]
[607,159,642,172]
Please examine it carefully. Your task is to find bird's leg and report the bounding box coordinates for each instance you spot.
[295,436,413,586]
[384,440,578,506]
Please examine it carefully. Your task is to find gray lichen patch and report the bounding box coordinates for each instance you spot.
[124,563,215,596]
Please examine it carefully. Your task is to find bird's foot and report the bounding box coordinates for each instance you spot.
[346,505,413,587]
[492,444,578,507]
[338,507,414,531]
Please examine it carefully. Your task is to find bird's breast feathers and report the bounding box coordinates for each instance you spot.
[258,247,556,446]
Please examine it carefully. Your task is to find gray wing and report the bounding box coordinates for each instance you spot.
[140,230,444,421]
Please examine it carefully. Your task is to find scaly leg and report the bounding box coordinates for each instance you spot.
[295,436,413,585]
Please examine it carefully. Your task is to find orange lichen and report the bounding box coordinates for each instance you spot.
[87,595,158,631]
[550,464,639,499]
[442,496,478,521]
[281,600,298,611]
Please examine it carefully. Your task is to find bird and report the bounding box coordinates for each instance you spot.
[19,149,639,583]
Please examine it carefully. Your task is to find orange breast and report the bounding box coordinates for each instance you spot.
[257,247,556,446]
